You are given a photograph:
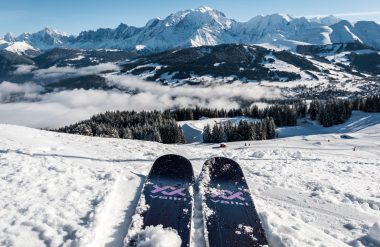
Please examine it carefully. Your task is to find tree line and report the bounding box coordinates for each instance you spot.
[352,95,380,112]
[308,99,353,127]
[203,118,276,143]
[55,95,379,144]
[165,104,301,127]
[308,95,380,127]
[56,110,185,144]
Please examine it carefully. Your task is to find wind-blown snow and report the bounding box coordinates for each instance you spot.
[0,112,380,246]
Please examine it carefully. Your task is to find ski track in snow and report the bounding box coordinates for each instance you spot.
[1,113,380,247]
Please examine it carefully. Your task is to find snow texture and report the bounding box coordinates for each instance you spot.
[368,222,380,243]
[0,111,380,246]
[125,225,181,247]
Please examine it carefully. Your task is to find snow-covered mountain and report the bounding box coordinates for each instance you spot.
[16,27,74,50]
[3,32,17,42]
[309,15,342,26]
[73,6,236,51]
[2,6,380,53]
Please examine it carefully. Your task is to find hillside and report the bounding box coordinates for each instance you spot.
[1,112,380,246]
[179,111,380,142]
[2,43,378,104]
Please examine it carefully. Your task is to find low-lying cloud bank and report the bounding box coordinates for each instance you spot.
[106,75,282,103]
[33,63,120,81]
[0,81,43,102]
[0,75,282,129]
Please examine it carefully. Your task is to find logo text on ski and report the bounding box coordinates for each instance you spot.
[150,184,188,201]
[209,189,249,206]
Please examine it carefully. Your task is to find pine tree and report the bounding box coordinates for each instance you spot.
[219,127,228,143]
[203,124,212,143]
[266,118,276,139]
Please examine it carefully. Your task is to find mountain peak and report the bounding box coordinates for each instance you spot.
[2,7,380,52]
[196,5,214,13]
[4,32,16,42]
[192,5,227,18]
[309,15,342,26]
[272,13,293,22]
[38,27,68,37]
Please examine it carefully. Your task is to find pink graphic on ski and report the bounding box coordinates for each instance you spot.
[210,189,245,201]
[151,185,186,196]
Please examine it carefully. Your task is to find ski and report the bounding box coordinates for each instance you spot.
[126,154,194,247]
[200,157,269,247]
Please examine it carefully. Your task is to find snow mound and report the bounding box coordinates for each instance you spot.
[251,150,266,158]
[368,222,380,243]
[290,151,302,159]
[126,225,182,247]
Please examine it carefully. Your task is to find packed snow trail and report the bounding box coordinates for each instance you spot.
[0,118,380,246]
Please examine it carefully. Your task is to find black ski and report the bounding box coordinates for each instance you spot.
[200,157,269,247]
[127,154,194,247]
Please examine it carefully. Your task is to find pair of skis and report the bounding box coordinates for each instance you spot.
[126,154,269,247]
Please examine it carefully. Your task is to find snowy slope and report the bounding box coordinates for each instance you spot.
[3,41,39,56]
[179,112,380,143]
[16,28,73,50]
[1,112,380,246]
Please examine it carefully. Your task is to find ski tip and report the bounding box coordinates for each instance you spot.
[203,157,243,181]
[150,154,194,181]
[154,154,189,162]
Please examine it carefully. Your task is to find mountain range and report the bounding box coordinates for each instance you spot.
[1,6,380,55]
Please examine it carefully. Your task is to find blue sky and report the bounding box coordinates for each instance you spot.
[1,0,380,36]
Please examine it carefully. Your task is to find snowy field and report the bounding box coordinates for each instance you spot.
[1,113,380,246]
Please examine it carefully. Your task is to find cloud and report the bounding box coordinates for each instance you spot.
[0,76,282,129]
[306,11,380,23]
[334,11,380,18]
[33,63,120,81]
[105,74,282,102]
[0,81,43,102]
[13,65,37,75]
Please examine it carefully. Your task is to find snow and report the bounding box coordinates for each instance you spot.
[263,54,303,76]
[135,45,146,51]
[5,7,380,52]
[125,225,182,247]
[67,55,85,61]
[3,41,38,55]
[368,222,380,243]
[330,21,362,44]
[277,111,380,138]
[179,112,380,144]
[0,39,8,46]
[309,15,342,26]
[0,111,380,246]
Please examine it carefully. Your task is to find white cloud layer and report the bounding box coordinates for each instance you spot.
[0,81,43,102]
[0,75,282,129]
[33,63,120,81]
[13,65,37,75]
